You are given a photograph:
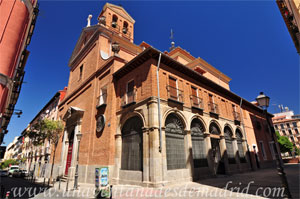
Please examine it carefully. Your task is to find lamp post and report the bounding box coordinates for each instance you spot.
[73,132,82,190]
[256,92,292,198]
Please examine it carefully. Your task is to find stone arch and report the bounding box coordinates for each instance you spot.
[190,118,208,168]
[224,124,234,136]
[189,115,207,133]
[224,125,236,164]
[165,113,186,170]
[119,111,146,131]
[163,108,187,130]
[209,120,221,135]
[121,115,144,171]
[235,128,246,163]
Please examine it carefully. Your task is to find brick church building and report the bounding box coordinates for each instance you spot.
[53,3,278,187]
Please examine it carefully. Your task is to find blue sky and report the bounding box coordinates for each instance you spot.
[3,0,299,146]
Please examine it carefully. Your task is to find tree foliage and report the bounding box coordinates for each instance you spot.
[42,119,64,146]
[275,131,294,154]
[0,159,19,169]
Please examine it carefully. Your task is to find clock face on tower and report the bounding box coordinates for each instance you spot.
[96,114,105,133]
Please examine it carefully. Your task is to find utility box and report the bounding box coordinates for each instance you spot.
[95,167,111,198]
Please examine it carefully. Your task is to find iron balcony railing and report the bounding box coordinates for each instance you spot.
[233,111,241,121]
[121,90,136,107]
[97,93,107,108]
[208,102,219,114]
[166,85,184,103]
[190,95,203,109]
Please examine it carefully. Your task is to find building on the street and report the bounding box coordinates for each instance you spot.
[0,0,39,144]
[51,3,279,187]
[276,0,300,53]
[3,136,19,160]
[0,146,6,160]
[272,108,300,150]
[22,87,67,177]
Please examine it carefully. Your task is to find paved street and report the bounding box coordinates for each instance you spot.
[0,176,48,199]
[0,164,298,199]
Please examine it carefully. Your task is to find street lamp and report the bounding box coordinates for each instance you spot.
[256,92,292,198]
[74,132,82,190]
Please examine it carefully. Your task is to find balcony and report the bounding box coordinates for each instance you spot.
[96,93,107,109]
[190,95,203,110]
[233,111,241,121]
[167,85,184,104]
[208,102,219,115]
[121,90,136,108]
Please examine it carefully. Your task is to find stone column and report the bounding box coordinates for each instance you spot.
[219,135,229,174]
[147,98,164,187]
[204,133,214,175]
[242,139,251,168]
[232,137,240,171]
[185,130,193,178]
[112,131,122,184]
[142,127,150,184]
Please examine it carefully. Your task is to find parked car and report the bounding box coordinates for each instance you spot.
[21,169,29,177]
[8,165,19,177]
[0,170,8,177]
[12,169,21,177]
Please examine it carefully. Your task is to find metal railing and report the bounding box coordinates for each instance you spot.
[166,85,184,103]
[97,93,107,107]
[208,102,219,114]
[233,111,241,121]
[190,95,203,109]
[121,90,136,107]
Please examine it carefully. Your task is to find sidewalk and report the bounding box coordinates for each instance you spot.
[33,163,299,199]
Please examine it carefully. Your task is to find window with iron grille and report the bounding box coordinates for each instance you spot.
[121,116,143,171]
[236,129,246,163]
[209,122,220,135]
[191,119,208,168]
[224,127,236,164]
[165,114,186,170]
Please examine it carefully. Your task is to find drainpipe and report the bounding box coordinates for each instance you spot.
[239,98,253,170]
[156,53,162,152]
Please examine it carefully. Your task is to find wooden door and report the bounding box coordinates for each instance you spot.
[65,143,73,175]
[65,130,74,176]
[169,77,177,100]
[191,87,198,106]
[127,80,134,103]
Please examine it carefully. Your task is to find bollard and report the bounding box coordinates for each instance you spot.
[58,178,61,190]
[5,191,10,199]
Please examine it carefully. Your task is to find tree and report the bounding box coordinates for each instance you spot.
[25,121,47,176]
[41,119,64,185]
[275,131,294,155]
[0,159,18,169]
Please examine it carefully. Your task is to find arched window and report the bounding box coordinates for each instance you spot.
[121,116,143,171]
[191,118,208,168]
[224,127,236,164]
[112,15,118,28]
[123,21,128,34]
[209,122,220,135]
[165,113,186,170]
[236,129,246,163]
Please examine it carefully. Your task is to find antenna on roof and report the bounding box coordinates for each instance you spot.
[169,29,175,51]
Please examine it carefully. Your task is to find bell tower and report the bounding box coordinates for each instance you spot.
[97,3,135,43]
